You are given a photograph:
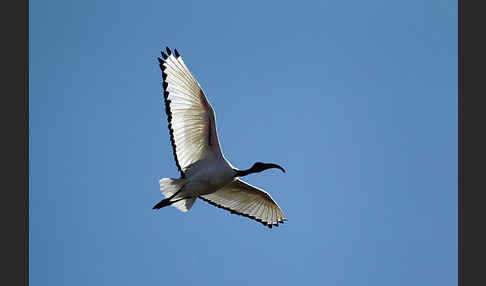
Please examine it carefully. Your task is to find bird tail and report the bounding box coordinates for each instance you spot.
[153,178,196,212]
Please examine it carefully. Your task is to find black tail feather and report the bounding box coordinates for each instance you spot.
[152,198,173,210]
[153,188,185,210]
[153,197,186,210]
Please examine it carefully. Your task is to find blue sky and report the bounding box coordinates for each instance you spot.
[30,0,457,285]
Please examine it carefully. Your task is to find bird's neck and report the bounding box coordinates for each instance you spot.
[233,168,255,177]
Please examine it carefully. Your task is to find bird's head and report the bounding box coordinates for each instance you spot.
[251,162,286,173]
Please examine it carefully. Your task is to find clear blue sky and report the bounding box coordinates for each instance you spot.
[30,1,457,285]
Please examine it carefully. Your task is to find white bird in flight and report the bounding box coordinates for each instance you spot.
[153,47,287,228]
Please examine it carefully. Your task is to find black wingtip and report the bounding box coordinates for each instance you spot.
[166,47,172,56]
[161,51,168,60]
[174,49,180,58]
[162,81,168,90]
[162,72,167,81]
[157,57,164,65]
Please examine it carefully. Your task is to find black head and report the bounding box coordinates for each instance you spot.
[234,161,286,177]
[252,162,286,173]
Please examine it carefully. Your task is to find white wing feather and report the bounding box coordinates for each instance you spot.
[159,49,223,177]
[200,179,286,228]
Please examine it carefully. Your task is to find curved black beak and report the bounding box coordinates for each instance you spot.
[265,163,286,173]
[235,162,286,177]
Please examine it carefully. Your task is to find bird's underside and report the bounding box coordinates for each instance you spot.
[154,47,286,228]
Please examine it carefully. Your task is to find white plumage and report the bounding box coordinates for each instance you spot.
[154,47,286,228]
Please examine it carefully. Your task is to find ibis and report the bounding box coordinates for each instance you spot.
[153,47,287,228]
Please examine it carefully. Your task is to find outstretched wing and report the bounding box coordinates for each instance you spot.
[157,47,223,178]
[199,179,286,228]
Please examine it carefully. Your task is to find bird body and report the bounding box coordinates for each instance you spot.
[180,158,235,197]
[154,47,287,228]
